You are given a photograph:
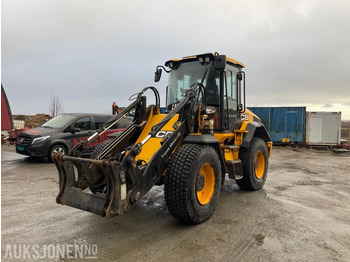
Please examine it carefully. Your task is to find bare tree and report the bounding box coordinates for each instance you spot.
[49,95,63,117]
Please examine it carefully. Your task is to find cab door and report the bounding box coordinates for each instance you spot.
[224,66,241,130]
[63,116,94,152]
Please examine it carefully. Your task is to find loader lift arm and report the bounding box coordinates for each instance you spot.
[54,84,205,218]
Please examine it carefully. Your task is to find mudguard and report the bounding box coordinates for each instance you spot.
[184,134,226,185]
[241,121,271,148]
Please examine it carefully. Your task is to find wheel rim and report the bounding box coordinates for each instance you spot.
[52,147,65,158]
[254,151,265,179]
[196,163,215,205]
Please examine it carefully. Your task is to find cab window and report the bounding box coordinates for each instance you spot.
[224,65,240,130]
[73,117,92,131]
[95,116,113,129]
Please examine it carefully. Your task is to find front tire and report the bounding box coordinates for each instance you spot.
[90,139,113,159]
[236,137,268,190]
[89,139,113,193]
[49,144,67,162]
[164,144,222,224]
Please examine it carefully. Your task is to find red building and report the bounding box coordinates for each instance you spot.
[1,85,13,130]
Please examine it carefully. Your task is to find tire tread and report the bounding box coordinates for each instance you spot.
[236,137,268,190]
[165,144,221,224]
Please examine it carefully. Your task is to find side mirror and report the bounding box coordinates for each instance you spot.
[71,127,81,134]
[154,68,162,82]
[214,55,226,70]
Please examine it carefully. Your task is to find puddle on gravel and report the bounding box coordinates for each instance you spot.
[267,194,326,220]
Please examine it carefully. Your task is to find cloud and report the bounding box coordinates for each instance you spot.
[322,104,334,108]
[2,0,350,120]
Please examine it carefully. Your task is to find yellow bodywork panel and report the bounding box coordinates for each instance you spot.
[267,142,273,157]
[226,57,245,68]
[239,108,257,131]
[223,148,234,161]
[233,130,248,146]
[223,146,239,161]
[214,107,273,162]
[213,133,234,143]
[134,112,179,163]
[134,105,272,165]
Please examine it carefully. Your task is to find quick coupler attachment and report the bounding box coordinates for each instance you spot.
[53,152,127,218]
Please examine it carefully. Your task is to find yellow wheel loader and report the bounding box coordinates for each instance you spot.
[54,53,272,224]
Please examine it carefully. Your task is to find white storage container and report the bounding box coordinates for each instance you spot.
[306,112,341,145]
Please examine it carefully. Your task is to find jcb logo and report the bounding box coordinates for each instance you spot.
[241,114,249,121]
[156,131,173,138]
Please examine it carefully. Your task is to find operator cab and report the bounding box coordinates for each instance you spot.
[158,53,245,131]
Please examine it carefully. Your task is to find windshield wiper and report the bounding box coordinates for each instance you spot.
[42,125,53,129]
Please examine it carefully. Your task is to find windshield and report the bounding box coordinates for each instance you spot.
[42,115,76,129]
[166,61,212,106]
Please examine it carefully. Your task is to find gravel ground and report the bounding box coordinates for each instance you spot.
[1,144,350,261]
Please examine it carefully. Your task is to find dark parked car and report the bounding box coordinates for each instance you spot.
[16,113,132,161]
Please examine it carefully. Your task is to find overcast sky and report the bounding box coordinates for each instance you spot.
[2,0,350,119]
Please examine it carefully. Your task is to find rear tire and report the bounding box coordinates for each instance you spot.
[164,144,222,224]
[236,137,268,190]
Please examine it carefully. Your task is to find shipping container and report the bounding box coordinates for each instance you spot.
[248,107,306,143]
[306,112,341,145]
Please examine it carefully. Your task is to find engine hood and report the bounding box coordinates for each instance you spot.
[20,127,58,138]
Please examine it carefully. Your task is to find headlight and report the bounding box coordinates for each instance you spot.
[32,135,50,144]
[205,106,216,115]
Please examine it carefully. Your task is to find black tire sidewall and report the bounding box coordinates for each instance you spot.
[248,139,268,189]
